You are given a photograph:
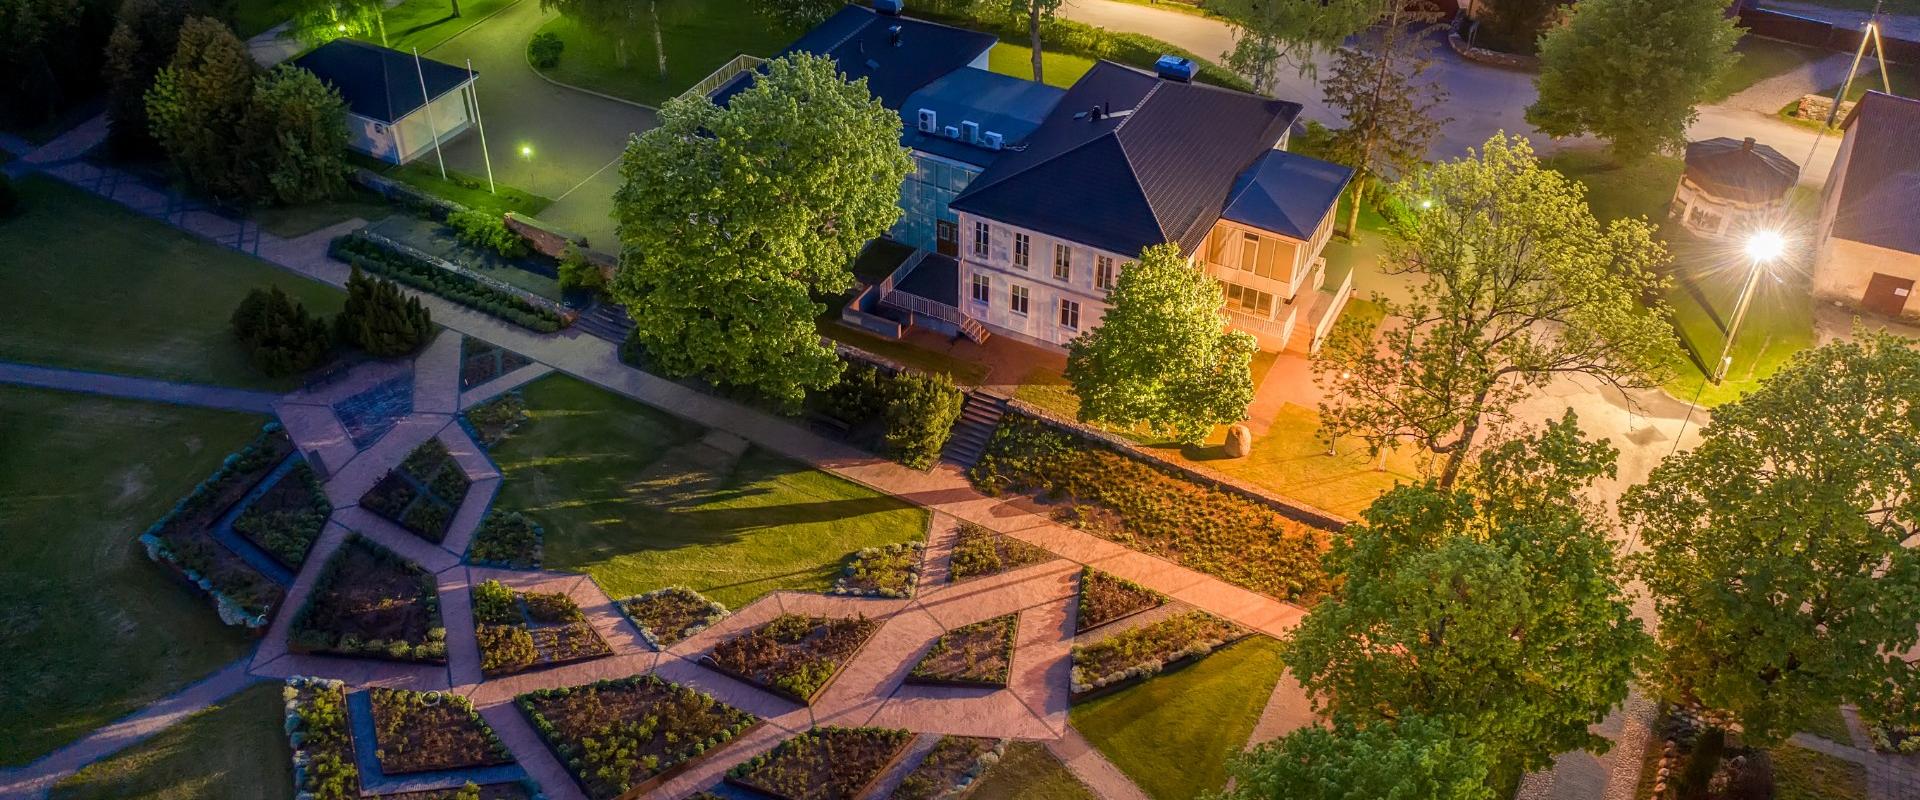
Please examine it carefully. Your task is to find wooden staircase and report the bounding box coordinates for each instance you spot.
[960,316,992,344]
[941,391,1008,469]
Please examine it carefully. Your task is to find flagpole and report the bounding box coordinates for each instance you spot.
[467,59,495,194]
[413,47,448,180]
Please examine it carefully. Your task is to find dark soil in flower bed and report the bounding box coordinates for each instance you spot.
[466,510,542,569]
[461,338,535,390]
[369,687,513,774]
[290,535,446,663]
[908,614,1018,688]
[233,460,332,569]
[464,392,528,447]
[704,614,881,704]
[947,522,1053,582]
[1075,568,1166,634]
[617,587,727,649]
[143,428,295,620]
[472,579,611,676]
[1070,610,1244,695]
[892,735,1001,800]
[970,417,1332,602]
[517,673,759,800]
[361,438,471,543]
[727,726,915,800]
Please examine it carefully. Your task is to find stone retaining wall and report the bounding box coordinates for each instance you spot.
[1447,31,1541,70]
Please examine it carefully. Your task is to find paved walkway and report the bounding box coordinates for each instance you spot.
[0,361,283,413]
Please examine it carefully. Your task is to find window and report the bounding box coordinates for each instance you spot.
[1010,284,1029,315]
[972,221,990,256]
[1058,298,1080,330]
[1687,205,1724,233]
[1053,244,1072,281]
[1240,233,1260,274]
[1013,233,1031,270]
[1224,282,1274,317]
[970,273,991,303]
[1095,256,1115,291]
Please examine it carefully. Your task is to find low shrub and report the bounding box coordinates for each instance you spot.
[704,614,880,704]
[557,244,604,292]
[361,438,470,543]
[527,30,564,68]
[1076,567,1166,633]
[891,736,1004,800]
[728,727,915,800]
[231,286,333,377]
[232,461,331,568]
[368,687,512,774]
[822,362,889,425]
[446,208,529,258]
[330,233,566,333]
[947,521,1053,582]
[517,674,758,800]
[883,371,963,469]
[335,264,432,357]
[465,392,529,446]
[908,614,1017,687]
[467,509,543,569]
[472,579,610,676]
[284,677,360,800]
[1069,610,1244,694]
[833,541,923,598]
[617,587,729,649]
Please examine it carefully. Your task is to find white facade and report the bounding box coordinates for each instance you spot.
[348,83,477,165]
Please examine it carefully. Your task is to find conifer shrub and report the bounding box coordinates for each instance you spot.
[231,286,332,376]
[335,265,432,357]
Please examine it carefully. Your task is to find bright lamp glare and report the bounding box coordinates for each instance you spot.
[1746,230,1787,263]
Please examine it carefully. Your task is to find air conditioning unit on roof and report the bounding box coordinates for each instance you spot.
[916,108,937,134]
[983,131,1004,150]
[960,120,980,143]
[943,124,960,140]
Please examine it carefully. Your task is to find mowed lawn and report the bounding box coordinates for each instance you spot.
[0,177,344,391]
[533,0,797,106]
[970,741,1099,800]
[488,376,930,608]
[1070,636,1290,800]
[50,683,292,800]
[0,387,261,766]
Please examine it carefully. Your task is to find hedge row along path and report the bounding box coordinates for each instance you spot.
[0,126,1328,800]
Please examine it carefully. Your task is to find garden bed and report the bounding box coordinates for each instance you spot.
[139,424,294,627]
[284,677,362,800]
[616,586,728,649]
[1075,568,1166,634]
[948,522,1054,582]
[464,392,528,447]
[908,614,1018,688]
[971,416,1331,602]
[461,338,536,390]
[329,232,567,333]
[725,726,916,800]
[233,460,332,569]
[289,535,447,663]
[832,541,923,598]
[472,579,611,676]
[1069,611,1246,698]
[892,736,1004,800]
[383,784,534,800]
[516,673,759,800]
[702,614,881,704]
[465,510,543,570]
[368,687,513,774]
[360,438,471,544]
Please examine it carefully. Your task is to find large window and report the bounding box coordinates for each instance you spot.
[972,221,990,256]
[971,273,990,303]
[1058,298,1080,330]
[1013,233,1031,270]
[1010,284,1030,315]
[1224,282,1274,317]
[1053,244,1072,281]
[1095,255,1115,291]
[1208,227,1290,281]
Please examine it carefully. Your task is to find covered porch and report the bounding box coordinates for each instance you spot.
[842,246,990,343]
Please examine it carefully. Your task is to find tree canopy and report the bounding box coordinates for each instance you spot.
[1210,0,1383,92]
[750,0,839,30]
[1625,332,1920,746]
[1313,133,1674,487]
[1064,242,1257,445]
[611,53,912,408]
[1222,714,1497,800]
[241,64,351,205]
[1527,0,1740,160]
[146,16,256,199]
[1320,2,1449,239]
[1284,412,1650,789]
[104,0,191,156]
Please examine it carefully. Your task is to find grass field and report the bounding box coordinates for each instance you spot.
[251,193,392,239]
[1708,37,1824,102]
[0,387,261,766]
[970,742,1099,800]
[532,0,797,106]
[488,375,929,608]
[0,177,345,391]
[1772,742,1869,800]
[989,43,1097,89]
[353,155,552,218]
[374,0,517,53]
[1070,635,1290,800]
[50,683,292,800]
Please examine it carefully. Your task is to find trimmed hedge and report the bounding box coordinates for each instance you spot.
[330,232,566,333]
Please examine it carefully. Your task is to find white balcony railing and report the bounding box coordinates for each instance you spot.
[680,54,767,102]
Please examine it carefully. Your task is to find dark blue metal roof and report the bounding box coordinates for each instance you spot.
[949,61,1302,258]
[900,68,1064,167]
[895,252,960,305]
[710,5,994,111]
[290,39,474,125]
[1221,149,1353,241]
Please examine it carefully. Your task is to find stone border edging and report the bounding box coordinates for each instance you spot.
[697,617,888,706]
[1447,30,1541,71]
[1067,629,1258,704]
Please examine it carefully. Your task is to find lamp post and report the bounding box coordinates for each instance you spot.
[1711,230,1787,384]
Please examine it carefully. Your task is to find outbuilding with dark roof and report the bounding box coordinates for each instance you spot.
[1814,91,1920,319]
[290,39,479,165]
[1669,136,1800,240]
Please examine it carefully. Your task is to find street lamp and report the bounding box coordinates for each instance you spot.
[1711,230,1788,384]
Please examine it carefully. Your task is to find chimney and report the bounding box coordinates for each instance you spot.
[1742,137,1756,152]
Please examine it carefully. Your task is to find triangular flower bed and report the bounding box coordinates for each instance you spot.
[616,586,729,650]
[359,438,471,544]
[726,726,915,800]
[289,535,446,664]
[367,687,513,774]
[907,614,1019,689]
[702,614,880,704]
[1075,567,1167,634]
[517,674,760,800]
[472,579,612,676]
[947,522,1052,582]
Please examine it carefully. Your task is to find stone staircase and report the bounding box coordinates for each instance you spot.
[941,391,1008,469]
[573,300,635,343]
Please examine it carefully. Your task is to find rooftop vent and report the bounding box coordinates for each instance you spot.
[1154,54,1196,83]
[888,24,903,46]
[983,131,1004,150]
[875,0,903,15]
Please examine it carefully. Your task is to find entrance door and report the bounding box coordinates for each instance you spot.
[1863,272,1915,317]
[936,219,959,257]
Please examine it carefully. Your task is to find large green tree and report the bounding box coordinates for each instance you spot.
[146,16,257,200]
[1064,242,1257,445]
[1,0,114,128]
[103,0,191,156]
[240,64,350,205]
[1313,134,1674,487]
[1320,2,1448,239]
[288,0,387,46]
[1527,0,1740,161]
[1222,714,1497,800]
[749,0,837,30]
[611,53,912,408]
[1209,0,1382,93]
[1283,412,1650,791]
[1625,332,1920,748]
[1469,0,1560,54]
